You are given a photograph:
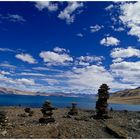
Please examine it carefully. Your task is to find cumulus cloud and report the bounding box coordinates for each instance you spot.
[75,55,104,66]
[110,61,140,85]
[90,25,103,33]
[111,46,140,59]
[0,75,37,88]
[65,64,133,93]
[39,51,73,66]
[119,2,140,41]
[112,58,123,63]
[16,78,35,86]
[15,53,37,64]
[35,1,58,12]
[100,36,120,46]
[58,2,84,24]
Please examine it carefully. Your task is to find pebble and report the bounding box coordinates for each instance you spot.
[1,130,7,136]
[29,134,33,138]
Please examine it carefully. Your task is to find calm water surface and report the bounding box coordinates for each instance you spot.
[0,94,140,111]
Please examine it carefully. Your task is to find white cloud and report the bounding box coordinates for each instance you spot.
[0,14,26,23]
[7,14,26,22]
[0,71,10,75]
[0,62,16,69]
[35,1,58,12]
[42,78,59,86]
[75,55,104,66]
[114,27,124,32]
[53,47,69,53]
[19,72,46,77]
[66,65,133,93]
[15,53,37,64]
[0,48,15,52]
[111,26,124,32]
[110,61,140,85]
[90,25,103,33]
[119,2,140,41]
[39,51,73,66]
[16,78,35,86]
[32,67,63,73]
[100,36,120,46]
[58,2,83,24]
[105,4,114,11]
[112,58,123,63]
[76,33,83,37]
[111,46,140,59]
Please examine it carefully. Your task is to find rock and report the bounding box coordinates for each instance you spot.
[124,110,128,113]
[106,123,128,138]
[24,108,34,116]
[39,117,55,124]
[1,130,7,136]
[74,116,89,121]
[18,113,28,117]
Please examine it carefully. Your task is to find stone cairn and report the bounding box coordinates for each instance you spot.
[18,107,34,117]
[24,108,34,116]
[39,100,55,124]
[68,103,78,115]
[95,84,110,119]
[0,111,8,127]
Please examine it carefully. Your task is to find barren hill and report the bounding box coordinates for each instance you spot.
[109,87,140,105]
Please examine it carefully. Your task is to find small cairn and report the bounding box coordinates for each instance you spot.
[18,107,34,117]
[95,84,110,119]
[39,100,55,124]
[68,103,78,115]
[24,108,34,116]
[0,111,8,127]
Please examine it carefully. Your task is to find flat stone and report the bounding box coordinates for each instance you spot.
[106,123,128,138]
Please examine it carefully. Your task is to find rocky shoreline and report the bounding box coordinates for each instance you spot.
[0,106,140,139]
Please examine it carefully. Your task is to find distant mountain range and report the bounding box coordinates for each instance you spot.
[111,87,140,97]
[0,87,94,98]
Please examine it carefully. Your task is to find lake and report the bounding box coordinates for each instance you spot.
[0,94,140,111]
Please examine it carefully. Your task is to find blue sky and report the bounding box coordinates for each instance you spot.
[0,1,140,94]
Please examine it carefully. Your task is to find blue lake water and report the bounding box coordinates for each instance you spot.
[0,94,140,111]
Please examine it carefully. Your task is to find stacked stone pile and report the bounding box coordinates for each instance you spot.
[95,84,110,119]
[68,103,78,115]
[39,100,55,124]
[24,108,34,116]
[0,111,7,127]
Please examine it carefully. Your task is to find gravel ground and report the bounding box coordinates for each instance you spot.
[0,107,140,139]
